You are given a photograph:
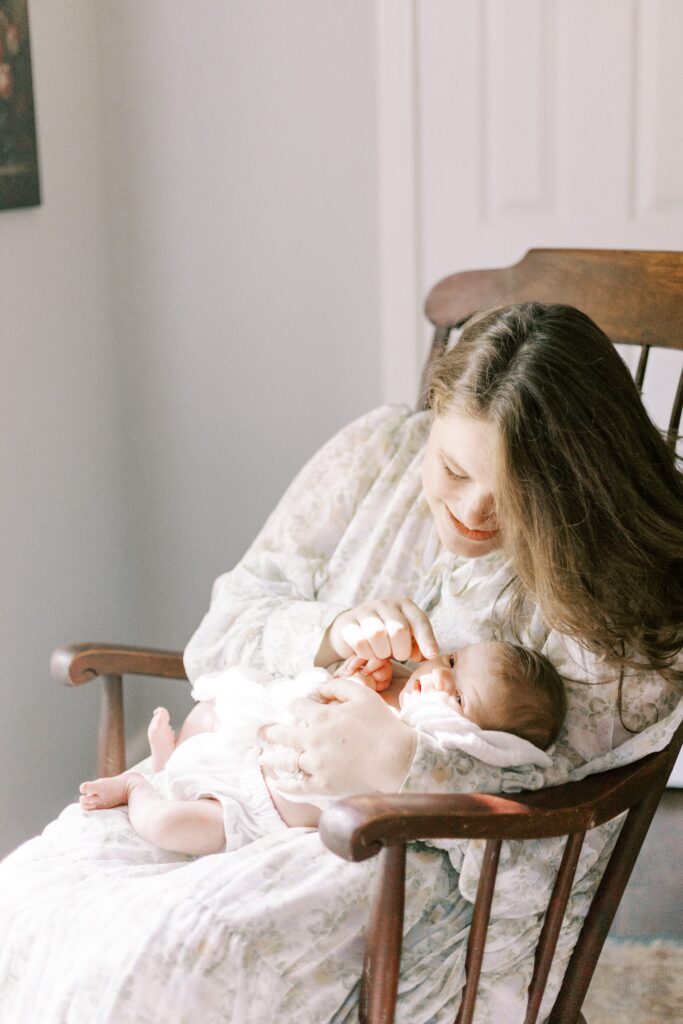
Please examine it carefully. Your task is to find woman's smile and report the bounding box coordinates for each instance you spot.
[446,506,499,542]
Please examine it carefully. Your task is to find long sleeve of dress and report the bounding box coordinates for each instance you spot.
[184,405,418,682]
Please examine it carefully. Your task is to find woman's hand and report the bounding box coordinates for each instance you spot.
[317,597,439,666]
[259,679,418,797]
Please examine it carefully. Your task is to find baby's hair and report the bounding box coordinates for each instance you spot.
[493,643,566,749]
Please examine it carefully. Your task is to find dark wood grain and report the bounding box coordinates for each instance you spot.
[524,831,586,1024]
[50,642,187,686]
[425,249,683,350]
[455,839,501,1024]
[97,675,126,776]
[360,845,406,1024]
[547,783,668,1023]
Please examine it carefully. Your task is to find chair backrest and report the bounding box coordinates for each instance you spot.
[419,248,683,450]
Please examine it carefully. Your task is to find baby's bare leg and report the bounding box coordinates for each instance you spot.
[80,773,225,856]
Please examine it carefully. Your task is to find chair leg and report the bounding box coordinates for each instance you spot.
[359,844,406,1024]
[548,788,663,1023]
[97,674,126,776]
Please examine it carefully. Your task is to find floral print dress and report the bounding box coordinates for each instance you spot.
[0,405,680,1024]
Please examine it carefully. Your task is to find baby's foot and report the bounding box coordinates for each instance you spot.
[148,707,176,771]
[79,774,131,810]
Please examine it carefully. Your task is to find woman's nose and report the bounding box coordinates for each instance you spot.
[460,489,496,529]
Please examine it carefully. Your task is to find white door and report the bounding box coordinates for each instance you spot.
[377,0,683,780]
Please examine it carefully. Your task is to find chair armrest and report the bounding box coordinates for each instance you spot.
[318,745,674,862]
[319,791,548,861]
[50,642,188,686]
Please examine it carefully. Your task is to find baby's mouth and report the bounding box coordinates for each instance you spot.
[446,507,498,541]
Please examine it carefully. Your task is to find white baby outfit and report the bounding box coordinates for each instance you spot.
[157,665,553,851]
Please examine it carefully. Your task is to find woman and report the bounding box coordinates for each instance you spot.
[1,303,681,1023]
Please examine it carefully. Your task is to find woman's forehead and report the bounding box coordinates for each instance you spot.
[431,411,499,478]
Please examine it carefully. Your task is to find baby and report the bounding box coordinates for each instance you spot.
[79,640,566,856]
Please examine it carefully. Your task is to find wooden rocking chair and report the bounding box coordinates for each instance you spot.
[51,249,683,1024]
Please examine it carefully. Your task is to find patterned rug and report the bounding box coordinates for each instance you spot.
[581,939,683,1023]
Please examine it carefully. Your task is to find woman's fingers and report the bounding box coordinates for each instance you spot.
[259,721,309,748]
[339,615,391,660]
[330,598,438,664]
[399,599,439,659]
[316,678,375,704]
[271,773,311,796]
[258,744,303,775]
[369,602,410,661]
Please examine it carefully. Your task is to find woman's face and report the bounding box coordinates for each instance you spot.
[422,409,501,557]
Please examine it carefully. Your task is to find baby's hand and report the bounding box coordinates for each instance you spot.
[333,655,393,692]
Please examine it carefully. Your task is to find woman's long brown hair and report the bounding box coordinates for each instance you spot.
[428,302,683,687]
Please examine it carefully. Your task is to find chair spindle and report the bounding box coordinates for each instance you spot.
[97,674,125,777]
[667,366,683,451]
[455,839,502,1024]
[523,830,586,1024]
[634,344,650,392]
[548,785,665,1022]
[360,844,406,1024]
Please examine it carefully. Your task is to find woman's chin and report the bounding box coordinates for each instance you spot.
[441,534,500,558]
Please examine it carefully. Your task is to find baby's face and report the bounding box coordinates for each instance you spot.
[404,642,504,727]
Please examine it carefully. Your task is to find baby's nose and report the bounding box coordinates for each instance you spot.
[425,667,453,691]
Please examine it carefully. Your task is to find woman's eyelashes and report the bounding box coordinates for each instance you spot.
[441,459,467,481]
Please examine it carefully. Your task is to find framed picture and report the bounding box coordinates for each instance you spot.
[0,0,40,211]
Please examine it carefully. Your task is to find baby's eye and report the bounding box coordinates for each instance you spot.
[455,693,463,706]
[448,655,456,668]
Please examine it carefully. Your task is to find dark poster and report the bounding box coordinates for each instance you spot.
[0,0,40,210]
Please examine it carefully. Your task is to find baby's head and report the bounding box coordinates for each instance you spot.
[405,640,566,749]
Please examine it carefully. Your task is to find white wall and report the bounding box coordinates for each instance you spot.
[1,0,381,856]
[94,0,382,754]
[0,1,133,854]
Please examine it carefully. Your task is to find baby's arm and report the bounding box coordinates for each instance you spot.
[80,773,225,856]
